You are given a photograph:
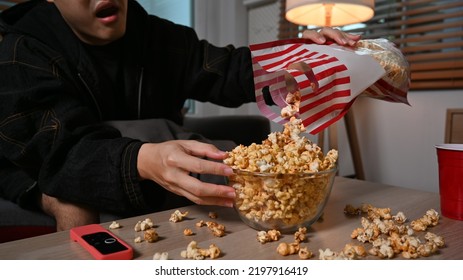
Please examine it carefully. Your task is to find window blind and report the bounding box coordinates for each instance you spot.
[278,0,463,90]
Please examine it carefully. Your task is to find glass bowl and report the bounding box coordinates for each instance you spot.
[228,167,337,232]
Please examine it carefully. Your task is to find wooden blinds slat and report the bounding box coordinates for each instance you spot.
[411,61,463,71]
[278,0,463,90]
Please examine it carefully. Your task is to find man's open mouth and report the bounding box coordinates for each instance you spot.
[96,3,119,19]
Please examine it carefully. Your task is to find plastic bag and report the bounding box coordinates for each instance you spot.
[354,39,410,104]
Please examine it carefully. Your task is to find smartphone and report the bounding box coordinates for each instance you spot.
[70,224,133,260]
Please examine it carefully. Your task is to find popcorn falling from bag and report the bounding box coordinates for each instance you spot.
[250,38,410,134]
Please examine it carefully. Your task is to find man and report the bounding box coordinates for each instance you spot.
[0,0,360,230]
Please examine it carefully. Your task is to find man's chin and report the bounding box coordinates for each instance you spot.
[82,29,126,46]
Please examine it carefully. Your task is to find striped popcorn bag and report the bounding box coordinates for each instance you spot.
[250,38,410,134]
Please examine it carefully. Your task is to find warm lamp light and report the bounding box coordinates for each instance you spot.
[286,0,375,27]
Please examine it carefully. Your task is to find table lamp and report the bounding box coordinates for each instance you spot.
[286,0,375,27]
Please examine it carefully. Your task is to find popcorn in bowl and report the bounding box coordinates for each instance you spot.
[224,117,338,232]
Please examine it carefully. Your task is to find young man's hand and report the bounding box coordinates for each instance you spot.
[137,141,236,208]
[301,27,361,46]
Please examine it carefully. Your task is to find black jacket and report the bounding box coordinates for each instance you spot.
[0,0,255,213]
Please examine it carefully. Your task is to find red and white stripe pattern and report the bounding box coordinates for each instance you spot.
[250,39,408,134]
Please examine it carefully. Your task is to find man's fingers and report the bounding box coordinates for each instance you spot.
[302,29,326,43]
[318,27,360,46]
[169,141,234,176]
[180,140,229,160]
[302,27,361,46]
[184,157,234,177]
[165,173,236,207]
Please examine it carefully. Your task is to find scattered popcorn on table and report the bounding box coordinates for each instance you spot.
[298,247,313,259]
[319,244,367,260]
[144,228,159,243]
[103,200,445,260]
[195,220,206,227]
[392,211,407,224]
[294,227,307,243]
[256,229,281,244]
[134,222,142,232]
[134,218,154,232]
[153,252,169,260]
[369,238,395,259]
[180,241,221,260]
[346,204,445,259]
[183,228,194,236]
[204,244,221,259]
[318,248,345,260]
[276,242,300,256]
[344,204,361,216]
[108,221,121,229]
[205,221,226,237]
[425,232,445,248]
[342,243,367,259]
[411,209,439,232]
[194,220,226,237]
[208,212,218,219]
[169,210,189,223]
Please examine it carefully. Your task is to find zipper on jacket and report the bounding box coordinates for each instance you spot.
[78,73,103,120]
[137,67,144,119]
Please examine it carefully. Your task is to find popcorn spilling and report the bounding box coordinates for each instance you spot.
[224,117,337,174]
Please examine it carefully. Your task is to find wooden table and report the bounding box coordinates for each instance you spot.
[0,177,462,260]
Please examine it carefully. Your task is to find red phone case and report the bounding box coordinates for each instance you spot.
[70,224,133,260]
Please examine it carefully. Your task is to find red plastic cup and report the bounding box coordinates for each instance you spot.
[435,144,463,220]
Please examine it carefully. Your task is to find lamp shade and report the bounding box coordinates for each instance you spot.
[286,0,375,27]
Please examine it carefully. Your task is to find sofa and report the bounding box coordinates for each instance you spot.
[0,115,271,243]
